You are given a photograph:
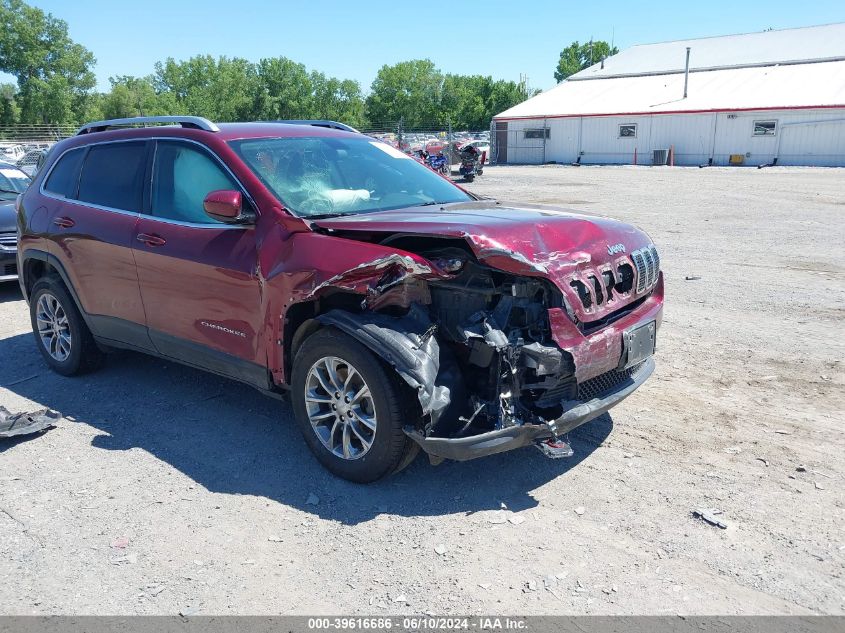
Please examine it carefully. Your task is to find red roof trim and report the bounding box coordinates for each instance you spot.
[494,104,845,121]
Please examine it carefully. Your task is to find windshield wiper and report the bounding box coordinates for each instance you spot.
[0,188,21,195]
[418,200,464,207]
[305,211,360,220]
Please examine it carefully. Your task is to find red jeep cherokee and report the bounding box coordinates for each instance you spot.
[16,116,663,482]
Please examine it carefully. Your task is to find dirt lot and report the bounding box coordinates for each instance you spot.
[1,165,843,615]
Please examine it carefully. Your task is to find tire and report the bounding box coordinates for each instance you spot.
[291,327,419,483]
[29,275,104,376]
[464,174,475,183]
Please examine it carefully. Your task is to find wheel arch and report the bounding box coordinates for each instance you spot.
[20,250,96,331]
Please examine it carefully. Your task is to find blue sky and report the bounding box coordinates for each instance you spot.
[11,0,845,92]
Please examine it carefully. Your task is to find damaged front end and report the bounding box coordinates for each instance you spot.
[303,240,661,463]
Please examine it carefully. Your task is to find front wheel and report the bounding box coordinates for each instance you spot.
[291,328,419,483]
[464,174,475,182]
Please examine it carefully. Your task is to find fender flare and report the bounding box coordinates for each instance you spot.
[314,307,450,425]
[20,249,93,329]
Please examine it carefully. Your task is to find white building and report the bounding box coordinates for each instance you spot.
[493,23,845,167]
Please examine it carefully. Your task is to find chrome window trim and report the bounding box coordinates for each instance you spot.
[38,137,258,230]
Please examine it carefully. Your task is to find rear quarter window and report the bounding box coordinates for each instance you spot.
[43,147,86,198]
[77,142,147,212]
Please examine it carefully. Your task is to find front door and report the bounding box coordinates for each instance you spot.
[43,141,151,350]
[132,140,265,385]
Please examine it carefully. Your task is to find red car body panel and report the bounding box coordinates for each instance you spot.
[549,275,664,381]
[133,217,263,364]
[47,198,147,330]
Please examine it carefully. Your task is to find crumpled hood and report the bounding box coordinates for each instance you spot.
[314,202,656,321]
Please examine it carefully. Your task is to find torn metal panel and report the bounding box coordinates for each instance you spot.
[306,254,434,301]
[0,406,60,438]
[315,307,451,424]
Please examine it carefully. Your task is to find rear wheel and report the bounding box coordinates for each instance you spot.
[291,328,419,483]
[29,276,104,376]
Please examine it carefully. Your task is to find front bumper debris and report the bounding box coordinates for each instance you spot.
[406,357,655,461]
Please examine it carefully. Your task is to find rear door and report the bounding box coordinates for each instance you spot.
[132,139,265,385]
[42,141,152,350]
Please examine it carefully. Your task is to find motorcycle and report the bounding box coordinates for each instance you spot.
[425,152,450,177]
[458,145,483,182]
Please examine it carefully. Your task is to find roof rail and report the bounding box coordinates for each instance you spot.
[272,120,360,133]
[76,116,220,135]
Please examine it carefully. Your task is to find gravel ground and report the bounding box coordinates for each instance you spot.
[1,165,843,615]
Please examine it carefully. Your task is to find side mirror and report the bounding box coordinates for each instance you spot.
[203,189,254,224]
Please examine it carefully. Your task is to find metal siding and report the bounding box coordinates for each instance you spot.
[648,115,713,165]
[544,118,580,164]
[777,115,845,166]
[504,109,845,166]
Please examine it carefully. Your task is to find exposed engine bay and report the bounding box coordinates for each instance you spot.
[310,239,654,458]
[303,205,663,461]
[422,247,574,438]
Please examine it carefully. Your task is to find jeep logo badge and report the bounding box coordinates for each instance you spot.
[607,243,626,255]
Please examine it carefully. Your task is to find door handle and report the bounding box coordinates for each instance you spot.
[136,233,166,247]
[53,216,75,228]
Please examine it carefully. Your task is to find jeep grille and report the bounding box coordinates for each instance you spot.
[569,245,659,313]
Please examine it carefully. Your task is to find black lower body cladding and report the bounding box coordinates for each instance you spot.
[314,307,452,426]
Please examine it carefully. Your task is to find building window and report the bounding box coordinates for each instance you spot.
[753,120,777,136]
[618,124,637,138]
[524,128,550,139]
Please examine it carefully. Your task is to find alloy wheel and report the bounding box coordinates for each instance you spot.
[304,356,377,460]
[36,292,71,362]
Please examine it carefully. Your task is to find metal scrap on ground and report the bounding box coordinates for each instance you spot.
[693,508,729,529]
[0,406,60,439]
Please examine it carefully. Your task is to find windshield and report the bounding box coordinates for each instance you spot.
[0,166,30,198]
[229,136,472,218]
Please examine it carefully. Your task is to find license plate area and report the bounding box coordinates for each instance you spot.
[622,320,656,369]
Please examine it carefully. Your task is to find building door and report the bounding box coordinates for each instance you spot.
[495,121,508,163]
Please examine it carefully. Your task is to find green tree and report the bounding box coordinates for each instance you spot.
[101,75,170,119]
[253,57,314,120]
[154,55,258,121]
[0,0,97,123]
[366,59,443,127]
[441,74,489,130]
[0,82,20,125]
[554,40,618,82]
[309,72,365,128]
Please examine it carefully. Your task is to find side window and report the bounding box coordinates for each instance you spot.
[151,141,238,224]
[44,147,85,198]
[77,142,147,211]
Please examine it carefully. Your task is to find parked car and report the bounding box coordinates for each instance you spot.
[0,143,26,163]
[16,148,50,176]
[0,161,31,281]
[16,115,663,482]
